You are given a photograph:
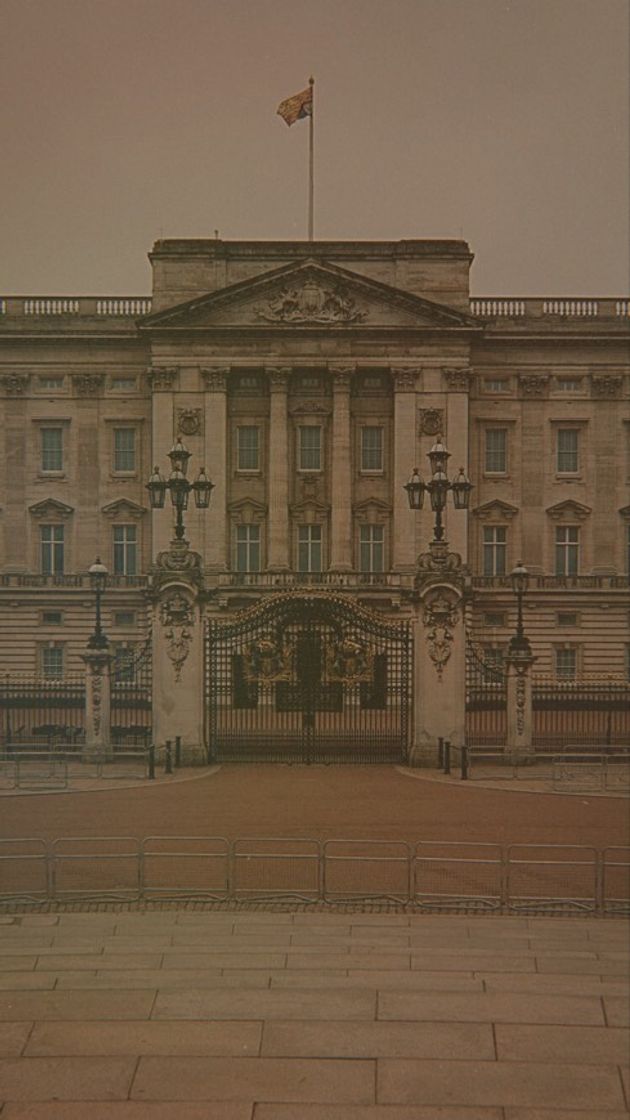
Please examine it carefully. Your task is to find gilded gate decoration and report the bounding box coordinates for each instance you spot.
[205,592,412,764]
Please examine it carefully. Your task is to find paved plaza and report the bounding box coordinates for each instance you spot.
[0,906,628,1116]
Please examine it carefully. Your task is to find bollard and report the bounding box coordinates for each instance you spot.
[164,740,173,775]
[443,739,451,775]
[460,744,469,781]
[174,735,181,768]
[437,737,444,769]
[148,743,155,781]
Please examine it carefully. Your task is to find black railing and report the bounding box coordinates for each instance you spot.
[111,639,152,745]
[0,675,85,749]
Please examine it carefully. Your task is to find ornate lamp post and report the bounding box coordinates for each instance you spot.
[87,558,109,649]
[509,560,532,655]
[404,437,473,541]
[147,439,214,539]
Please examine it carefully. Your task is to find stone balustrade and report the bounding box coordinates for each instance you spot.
[0,573,148,588]
[0,296,152,317]
[214,570,416,590]
[469,296,630,320]
[473,575,628,590]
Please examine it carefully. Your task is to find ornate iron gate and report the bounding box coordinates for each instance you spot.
[111,638,152,746]
[465,636,508,748]
[205,592,412,763]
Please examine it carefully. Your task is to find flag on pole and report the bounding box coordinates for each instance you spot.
[276,85,313,126]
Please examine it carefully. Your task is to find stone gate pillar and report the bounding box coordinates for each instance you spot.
[80,648,113,759]
[151,538,206,764]
[506,646,536,763]
[409,540,470,766]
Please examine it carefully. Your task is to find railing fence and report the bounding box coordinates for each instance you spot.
[0,836,627,915]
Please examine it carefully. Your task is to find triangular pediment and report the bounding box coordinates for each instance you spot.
[227,497,268,523]
[28,498,74,519]
[546,500,592,521]
[472,500,519,520]
[101,499,147,520]
[619,505,630,519]
[139,260,479,333]
[289,497,331,516]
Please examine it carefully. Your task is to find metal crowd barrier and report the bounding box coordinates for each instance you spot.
[0,836,628,915]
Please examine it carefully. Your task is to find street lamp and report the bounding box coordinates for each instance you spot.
[87,557,109,649]
[146,439,214,539]
[509,560,531,654]
[404,437,472,541]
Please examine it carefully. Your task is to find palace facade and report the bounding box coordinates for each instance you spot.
[0,237,628,687]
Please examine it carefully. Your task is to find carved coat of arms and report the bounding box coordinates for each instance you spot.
[243,638,293,682]
[257,281,366,324]
[325,636,373,685]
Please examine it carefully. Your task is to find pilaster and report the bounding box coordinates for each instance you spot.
[266,367,291,571]
[201,367,229,571]
[328,365,353,570]
[392,367,419,571]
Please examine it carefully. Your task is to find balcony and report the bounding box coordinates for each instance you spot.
[0,574,148,589]
[473,575,628,590]
[213,571,416,591]
[469,297,630,325]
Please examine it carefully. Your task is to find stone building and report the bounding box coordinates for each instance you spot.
[0,238,628,755]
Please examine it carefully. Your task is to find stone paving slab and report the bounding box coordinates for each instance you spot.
[153,988,376,1021]
[259,1020,495,1059]
[377,990,606,1025]
[494,1022,630,1063]
[0,990,155,1021]
[0,1022,32,1056]
[270,970,484,991]
[376,1058,626,1109]
[53,968,272,990]
[25,1019,263,1056]
[131,1055,375,1103]
[0,1106,253,1119]
[0,1056,137,1100]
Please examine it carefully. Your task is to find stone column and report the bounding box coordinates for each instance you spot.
[266,367,291,571]
[506,647,536,763]
[80,649,113,759]
[152,579,206,764]
[148,366,179,561]
[392,367,419,571]
[328,365,353,571]
[409,542,470,766]
[201,367,229,571]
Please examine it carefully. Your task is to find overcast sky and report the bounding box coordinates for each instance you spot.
[1,0,628,296]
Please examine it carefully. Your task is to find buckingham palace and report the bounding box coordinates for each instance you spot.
[0,236,628,760]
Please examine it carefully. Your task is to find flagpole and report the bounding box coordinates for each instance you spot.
[308,76,314,241]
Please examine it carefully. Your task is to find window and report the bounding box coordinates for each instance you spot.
[484,429,507,473]
[555,526,579,575]
[235,525,261,572]
[40,643,64,679]
[113,428,136,473]
[359,525,384,573]
[626,525,630,574]
[298,426,322,471]
[41,427,63,472]
[298,525,322,572]
[556,377,582,392]
[295,374,323,393]
[482,645,506,672]
[557,428,579,473]
[113,525,137,575]
[113,611,136,627]
[111,377,136,390]
[38,376,64,389]
[484,379,510,393]
[236,426,260,471]
[41,611,63,625]
[360,427,384,472]
[40,525,64,574]
[557,612,578,627]
[483,612,506,627]
[111,643,136,682]
[482,526,507,576]
[555,647,577,680]
[626,645,630,683]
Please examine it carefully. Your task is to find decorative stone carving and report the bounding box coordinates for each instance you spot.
[442,367,472,391]
[472,500,519,521]
[329,365,355,388]
[0,373,30,396]
[590,373,622,398]
[159,591,194,683]
[515,666,526,736]
[546,499,591,522]
[391,367,419,391]
[416,540,466,574]
[101,499,146,520]
[28,498,74,520]
[418,408,444,436]
[266,366,292,388]
[518,373,549,397]
[177,408,203,436]
[422,587,460,680]
[154,539,203,588]
[72,373,105,396]
[147,366,178,391]
[91,670,103,736]
[201,367,228,391]
[289,401,331,415]
[257,282,366,324]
